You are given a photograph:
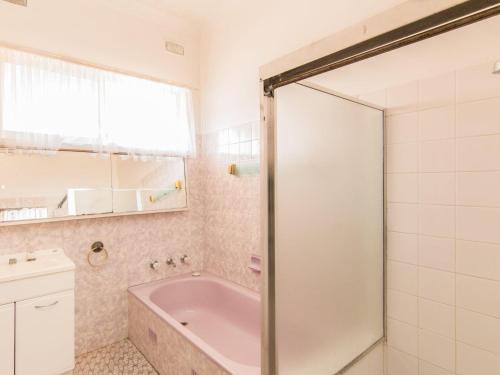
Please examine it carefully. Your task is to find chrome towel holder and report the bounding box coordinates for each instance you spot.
[87,241,109,267]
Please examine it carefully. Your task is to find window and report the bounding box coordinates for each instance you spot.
[0,46,195,157]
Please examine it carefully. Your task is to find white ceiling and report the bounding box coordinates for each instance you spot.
[130,0,406,30]
[306,14,500,99]
[131,0,245,24]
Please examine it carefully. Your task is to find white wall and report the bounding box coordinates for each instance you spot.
[0,0,200,88]
[199,0,406,133]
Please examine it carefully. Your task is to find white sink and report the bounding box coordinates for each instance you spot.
[0,249,75,284]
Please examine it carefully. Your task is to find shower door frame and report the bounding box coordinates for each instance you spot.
[261,1,500,374]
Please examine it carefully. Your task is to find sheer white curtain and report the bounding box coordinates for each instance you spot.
[0,46,196,157]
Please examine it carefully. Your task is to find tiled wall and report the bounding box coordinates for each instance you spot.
[0,158,206,355]
[201,122,261,291]
[382,60,500,374]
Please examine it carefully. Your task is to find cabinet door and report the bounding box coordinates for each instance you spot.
[0,303,14,375]
[16,290,75,375]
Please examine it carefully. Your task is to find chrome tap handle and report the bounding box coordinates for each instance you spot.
[180,254,189,264]
[166,257,176,267]
[150,260,160,270]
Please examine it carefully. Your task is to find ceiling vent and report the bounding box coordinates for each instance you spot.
[2,0,27,6]
[165,41,184,56]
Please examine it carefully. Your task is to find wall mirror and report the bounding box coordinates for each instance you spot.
[111,156,187,214]
[0,152,187,223]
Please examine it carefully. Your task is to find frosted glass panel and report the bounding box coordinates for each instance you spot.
[274,83,384,374]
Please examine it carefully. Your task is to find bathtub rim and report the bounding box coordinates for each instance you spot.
[128,272,260,375]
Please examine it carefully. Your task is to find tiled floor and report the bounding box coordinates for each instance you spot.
[74,339,158,375]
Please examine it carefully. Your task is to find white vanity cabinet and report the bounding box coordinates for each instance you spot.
[0,249,75,375]
[16,291,75,375]
[0,303,14,375]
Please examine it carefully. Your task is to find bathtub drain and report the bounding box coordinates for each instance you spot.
[180,321,188,326]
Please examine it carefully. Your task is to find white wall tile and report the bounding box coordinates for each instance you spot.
[386,346,418,375]
[418,329,455,371]
[419,205,455,238]
[456,171,500,207]
[419,360,455,375]
[419,298,455,339]
[384,61,500,372]
[456,240,500,281]
[386,112,419,144]
[387,143,419,172]
[456,342,500,375]
[388,260,418,295]
[388,290,418,325]
[387,203,418,233]
[387,232,418,265]
[456,98,500,137]
[419,267,455,305]
[419,173,455,205]
[419,72,455,110]
[456,274,500,318]
[456,206,500,244]
[387,81,419,114]
[456,308,500,355]
[387,318,419,356]
[456,135,500,171]
[419,106,455,141]
[419,235,455,272]
[387,173,418,203]
[419,139,455,172]
[456,61,500,103]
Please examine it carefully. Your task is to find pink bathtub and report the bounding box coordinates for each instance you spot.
[128,273,260,375]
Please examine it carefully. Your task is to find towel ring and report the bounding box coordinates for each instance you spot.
[87,241,109,267]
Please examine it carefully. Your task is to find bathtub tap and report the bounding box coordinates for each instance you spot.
[166,257,176,267]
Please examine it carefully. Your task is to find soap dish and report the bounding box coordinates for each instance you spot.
[248,254,261,273]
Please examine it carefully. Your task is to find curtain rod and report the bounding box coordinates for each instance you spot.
[263,0,500,95]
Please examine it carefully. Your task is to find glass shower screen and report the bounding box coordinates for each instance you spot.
[272,83,384,374]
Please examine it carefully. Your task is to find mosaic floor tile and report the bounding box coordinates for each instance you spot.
[75,339,158,375]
